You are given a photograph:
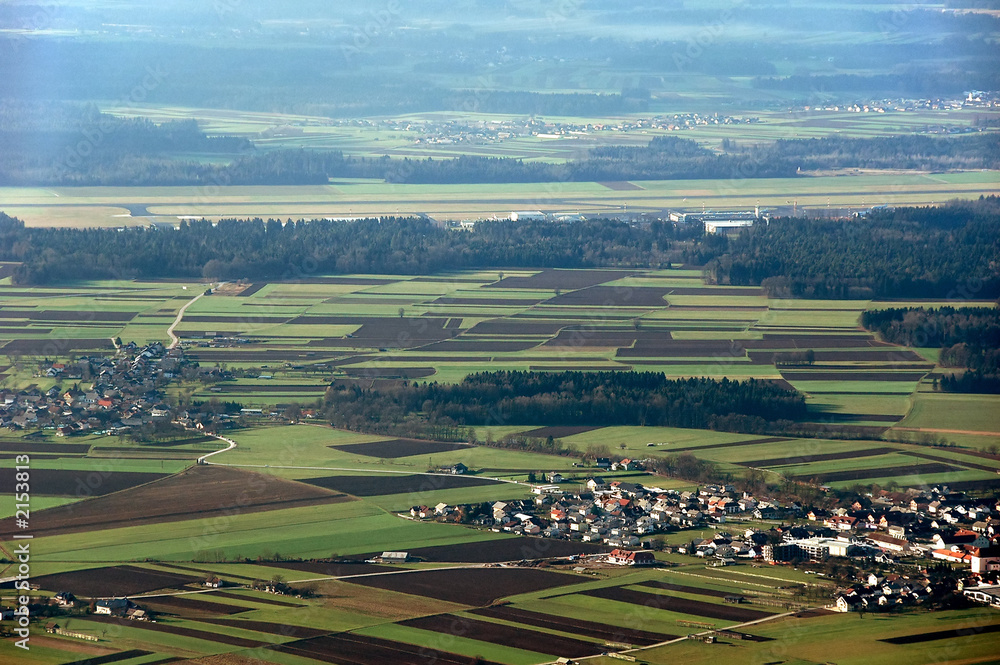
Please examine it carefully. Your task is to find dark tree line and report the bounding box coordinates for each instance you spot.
[322,371,807,436]
[0,214,686,284]
[253,133,998,184]
[728,134,1000,173]
[939,372,1000,394]
[862,307,1000,350]
[862,306,1000,394]
[704,197,1000,300]
[1,199,996,296]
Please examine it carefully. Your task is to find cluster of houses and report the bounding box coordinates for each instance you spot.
[4,342,235,435]
[834,572,934,612]
[410,473,1000,576]
[795,91,999,115]
[5,343,179,434]
[350,111,760,148]
[835,572,1000,613]
[799,488,1000,569]
[411,477,792,549]
[341,92,999,150]
[410,471,1000,613]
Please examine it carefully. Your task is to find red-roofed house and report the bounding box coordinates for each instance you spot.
[932,548,973,565]
[607,549,656,566]
[826,516,858,531]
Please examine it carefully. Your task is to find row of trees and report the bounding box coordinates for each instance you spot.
[321,371,807,436]
[236,133,998,184]
[0,214,685,284]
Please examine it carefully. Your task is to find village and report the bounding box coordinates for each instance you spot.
[19,471,1000,631]
[312,91,999,149]
[3,343,999,632]
[1,343,234,437]
[409,463,1000,613]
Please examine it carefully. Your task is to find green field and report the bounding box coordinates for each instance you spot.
[609,606,1000,665]
[4,552,996,665]
[896,393,1000,435]
[0,268,997,665]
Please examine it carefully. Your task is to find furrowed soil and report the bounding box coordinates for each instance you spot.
[0,465,349,537]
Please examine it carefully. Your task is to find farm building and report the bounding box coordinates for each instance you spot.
[94,598,131,615]
[378,551,410,563]
[53,592,76,608]
[607,549,656,566]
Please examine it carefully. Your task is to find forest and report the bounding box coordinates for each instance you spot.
[705,197,1000,300]
[0,214,684,284]
[1,199,996,300]
[1,102,997,186]
[862,307,1000,393]
[321,371,807,437]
